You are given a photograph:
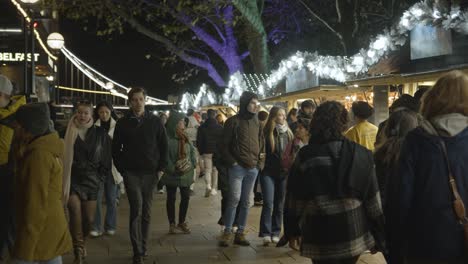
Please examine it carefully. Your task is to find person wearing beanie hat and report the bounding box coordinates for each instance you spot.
[0,75,25,260]
[219,91,265,247]
[345,101,378,151]
[11,103,72,263]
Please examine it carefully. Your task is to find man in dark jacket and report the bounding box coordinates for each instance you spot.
[112,87,168,264]
[290,100,316,132]
[219,91,266,247]
[197,109,223,197]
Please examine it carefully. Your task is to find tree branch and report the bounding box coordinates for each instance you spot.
[203,16,227,44]
[108,3,226,86]
[297,0,346,53]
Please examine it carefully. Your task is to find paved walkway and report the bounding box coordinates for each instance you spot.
[62,179,387,264]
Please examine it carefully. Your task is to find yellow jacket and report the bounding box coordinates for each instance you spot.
[345,120,378,151]
[14,132,72,261]
[0,95,26,166]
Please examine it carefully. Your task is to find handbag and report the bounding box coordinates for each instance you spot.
[175,158,192,174]
[439,140,468,253]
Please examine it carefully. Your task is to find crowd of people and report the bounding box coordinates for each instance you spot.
[0,70,467,264]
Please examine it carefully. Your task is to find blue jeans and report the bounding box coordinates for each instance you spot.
[259,174,287,237]
[93,174,118,232]
[223,164,258,234]
[13,256,62,264]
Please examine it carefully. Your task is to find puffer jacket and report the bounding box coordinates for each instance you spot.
[0,95,26,166]
[221,92,265,169]
[14,132,72,261]
[196,118,223,155]
[71,125,112,199]
[161,111,196,188]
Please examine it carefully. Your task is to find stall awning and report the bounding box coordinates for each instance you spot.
[347,64,468,87]
[261,85,370,103]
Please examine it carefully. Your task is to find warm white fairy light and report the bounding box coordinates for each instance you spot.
[181,0,468,110]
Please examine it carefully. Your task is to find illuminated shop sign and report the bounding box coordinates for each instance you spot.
[0,52,40,62]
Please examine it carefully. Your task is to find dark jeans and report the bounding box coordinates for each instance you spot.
[253,172,262,202]
[0,167,14,259]
[165,186,191,224]
[93,175,118,232]
[312,256,359,264]
[68,193,97,253]
[123,171,158,257]
[259,174,287,237]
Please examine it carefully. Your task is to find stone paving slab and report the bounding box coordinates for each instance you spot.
[55,179,387,264]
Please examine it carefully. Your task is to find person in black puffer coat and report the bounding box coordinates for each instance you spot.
[197,109,223,197]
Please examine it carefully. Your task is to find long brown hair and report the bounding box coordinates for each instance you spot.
[374,109,420,167]
[421,70,468,120]
[264,106,294,153]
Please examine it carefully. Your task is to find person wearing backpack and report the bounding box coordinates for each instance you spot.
[259,106,294,246]
[219,91,265,247]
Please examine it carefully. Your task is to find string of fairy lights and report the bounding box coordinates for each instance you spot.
[11,0,170,106]
[180,0,468,111]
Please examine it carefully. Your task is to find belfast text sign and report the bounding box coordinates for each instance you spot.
[0,52,40,62]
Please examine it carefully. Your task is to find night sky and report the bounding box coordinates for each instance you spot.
[60,19,178,100]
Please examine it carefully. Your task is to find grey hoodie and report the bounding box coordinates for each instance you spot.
[421,113,468,137]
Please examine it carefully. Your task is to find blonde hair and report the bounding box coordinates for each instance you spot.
[421,70,468,120]
[264,106,294,153]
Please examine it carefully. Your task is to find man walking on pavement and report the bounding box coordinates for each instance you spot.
[219,91,265,247]
[0,75,26,261]
[197,109,223,197]
[112,87,168,264]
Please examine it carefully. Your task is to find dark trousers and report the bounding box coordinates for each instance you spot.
[68,194,97,254]
[0,167,14,259]
[165,186,191,224]
[312,256,359,264]
[124,171,157,257]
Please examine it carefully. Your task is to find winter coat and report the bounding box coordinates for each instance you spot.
[0,95,26,166]
[221,93,265,169]
[285,139,385,260]
[196,118,223,155]
[112,111,168,174]
[387,125,468,262]
[14,132,72,261]
[95,118,123,184]
[71,125,112,200]
[263,128,291,179]
[161,111,196,188]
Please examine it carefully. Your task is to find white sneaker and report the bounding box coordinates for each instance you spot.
[271,236,280,243]
[210,189,218,196]
[263,236,272,246]
[158,189,165,194]
[232,226,238,233]
[90,230,101,237]
[105,230,116,236]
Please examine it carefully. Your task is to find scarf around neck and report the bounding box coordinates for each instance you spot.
[62,115,94,203]
[276,123,289,134]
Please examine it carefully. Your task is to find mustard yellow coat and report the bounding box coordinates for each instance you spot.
[14,132,72,261]
[0,95,26,166]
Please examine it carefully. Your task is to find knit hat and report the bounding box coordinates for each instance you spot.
[15,103,52,136]
[0,75,13,96]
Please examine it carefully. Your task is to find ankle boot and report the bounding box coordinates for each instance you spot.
[73,248,85,264]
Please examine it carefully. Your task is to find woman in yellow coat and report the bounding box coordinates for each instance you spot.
[12,103,72,264]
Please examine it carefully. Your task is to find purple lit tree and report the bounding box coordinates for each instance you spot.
[59,0,287,87]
